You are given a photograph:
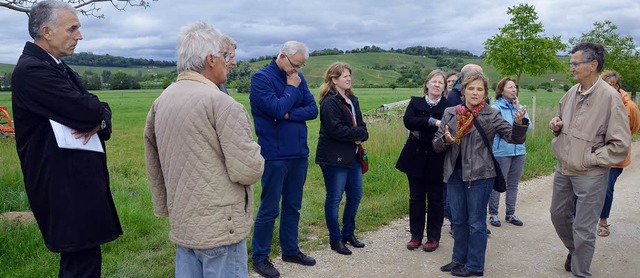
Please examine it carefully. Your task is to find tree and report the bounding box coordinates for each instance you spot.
[1,0,154,18]
[568,20,640,98]
[483,4,566,85]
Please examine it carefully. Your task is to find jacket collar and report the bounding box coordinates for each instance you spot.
[177,71,222,92]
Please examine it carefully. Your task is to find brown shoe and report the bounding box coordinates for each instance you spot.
[406,239,421,250]
[422,239,439,252]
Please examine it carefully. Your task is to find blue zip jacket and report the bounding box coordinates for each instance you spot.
[492,97,531,157]
[249,59,318,160]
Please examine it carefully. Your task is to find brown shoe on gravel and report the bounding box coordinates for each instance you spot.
[406,239,421,250]
[423,240,439,252]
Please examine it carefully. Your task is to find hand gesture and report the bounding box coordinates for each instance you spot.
[512,97,520,109]
[444,125,454,143]
[287,73,301,88]
[513,106,527,125]
[72,124,101,145]
[549,116,563,132]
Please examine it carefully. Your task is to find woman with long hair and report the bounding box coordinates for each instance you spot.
[433,72,529,276]
[316,62,368,255]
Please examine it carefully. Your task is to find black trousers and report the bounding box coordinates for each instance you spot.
[58,245,101,278]
[408,175,445,241]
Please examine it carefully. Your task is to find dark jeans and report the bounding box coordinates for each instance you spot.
[600,168,623,219]
[321,156,363,242]
[59,246,101,278]
[447,168,493,273]
[251,159,308,263]
[408,175,444,241]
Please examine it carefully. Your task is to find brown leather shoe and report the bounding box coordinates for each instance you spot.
[406,239,421,250]
[422,239,439,252]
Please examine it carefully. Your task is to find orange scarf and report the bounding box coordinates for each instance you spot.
[454,102,485,144]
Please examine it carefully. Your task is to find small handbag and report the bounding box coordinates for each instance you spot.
[473,119,507,193]
[357,144,369,174]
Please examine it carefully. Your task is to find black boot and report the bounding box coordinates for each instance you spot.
[330,241,352,255]
[342,235,365,248]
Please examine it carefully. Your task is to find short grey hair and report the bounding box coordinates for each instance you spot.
[221,34,237,51]
[279,41,309,59]
[571,42,605,72]
[176,22,223,73]
[29,0,76,40]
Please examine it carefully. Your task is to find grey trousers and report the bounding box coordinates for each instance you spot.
[489,155,526,216]
[550,170,608,278]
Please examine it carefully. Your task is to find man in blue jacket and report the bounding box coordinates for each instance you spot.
[250,41,318,278]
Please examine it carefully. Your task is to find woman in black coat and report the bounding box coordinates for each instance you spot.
[396,69,452,252]
[316,62,368,256]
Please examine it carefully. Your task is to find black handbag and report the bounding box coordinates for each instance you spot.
[472,119,507,193]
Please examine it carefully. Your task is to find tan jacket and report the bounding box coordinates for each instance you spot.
[552,77,630,176]
[144,71,264,249]
[613,89,640,168]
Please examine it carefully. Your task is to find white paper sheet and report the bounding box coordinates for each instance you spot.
[49,119,104,153]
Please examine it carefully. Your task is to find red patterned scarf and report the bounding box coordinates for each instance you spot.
[454,101,485,144]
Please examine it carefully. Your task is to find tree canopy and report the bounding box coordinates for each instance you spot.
[483,3,566,85]
[0,0,154,18]
[568,20,640,95]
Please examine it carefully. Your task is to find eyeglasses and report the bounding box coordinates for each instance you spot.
[220,52,231,63]
[285,55,305,69]
[569,60,591,68]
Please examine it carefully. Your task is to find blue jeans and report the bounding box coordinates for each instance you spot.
[175,240,248,278]
[321,156,363,242]
[489,155,526,216]
[447,168,493,273]
[600,168,623,219]
[251,159,308,263]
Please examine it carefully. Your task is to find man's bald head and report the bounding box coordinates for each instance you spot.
[460,64,483,75]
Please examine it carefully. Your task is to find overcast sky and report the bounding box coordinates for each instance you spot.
[1,0,639,64]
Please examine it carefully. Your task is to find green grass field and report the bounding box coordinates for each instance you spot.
[0,86,617,277]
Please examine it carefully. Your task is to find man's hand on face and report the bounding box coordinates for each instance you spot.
[287,73,301,88]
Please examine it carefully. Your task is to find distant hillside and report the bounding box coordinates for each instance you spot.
[62,52,176,67]
[238,52,570,90]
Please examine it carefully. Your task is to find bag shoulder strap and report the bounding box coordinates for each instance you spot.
[472,119,492,152]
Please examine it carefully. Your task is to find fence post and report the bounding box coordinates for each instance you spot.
[531,95,536,137]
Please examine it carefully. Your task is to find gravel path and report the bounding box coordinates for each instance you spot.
[252,141,640,278]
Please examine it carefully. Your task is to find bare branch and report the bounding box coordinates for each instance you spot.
[1,0,155,18]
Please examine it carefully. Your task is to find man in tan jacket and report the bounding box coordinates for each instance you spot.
[549,42,630,278]
[144,22,264,277]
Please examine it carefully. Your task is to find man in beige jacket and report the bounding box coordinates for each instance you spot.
[549,42,630,278]
[144,22,264,277]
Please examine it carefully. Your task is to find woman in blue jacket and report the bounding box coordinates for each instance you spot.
[488,77,531,227]
[316,62,368,255]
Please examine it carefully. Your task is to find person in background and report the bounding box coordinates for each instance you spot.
[595,70,640,237]
[446,64,483,106]
[396,69,452,252]
[488,77,532,228]
[446,71,459,97]
[434,72,528,277]
[549,42,630,277]
[316,62,368,256]
[250,41,318,278]
[11,1,122,276]
[443,70,459,222]
[218,34,237,94]
[144,22,264,278]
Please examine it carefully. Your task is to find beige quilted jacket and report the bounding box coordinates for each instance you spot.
[144,71,264,249]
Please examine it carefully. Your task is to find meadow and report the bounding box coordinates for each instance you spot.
[2,87,565,277]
